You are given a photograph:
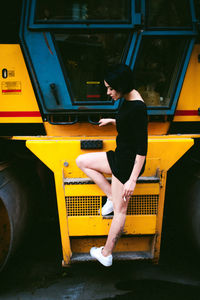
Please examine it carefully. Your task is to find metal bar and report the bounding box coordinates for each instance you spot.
[64,176,160,185]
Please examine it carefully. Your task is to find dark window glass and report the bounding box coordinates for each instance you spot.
[55,33,129,103]
[0,0,22,43]
[36,0,130,23]
[135,0,141,13]
[147,0,192,28]
[194,0,200,21]
[134,37,188,107]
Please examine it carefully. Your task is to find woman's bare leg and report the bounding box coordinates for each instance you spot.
[76,152,112,199]
[102,174,129,256]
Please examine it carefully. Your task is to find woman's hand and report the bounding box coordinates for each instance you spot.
[122,179,137,201]
[98,118,115,126]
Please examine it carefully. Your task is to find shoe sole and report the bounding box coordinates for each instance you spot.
[102,209,114,216]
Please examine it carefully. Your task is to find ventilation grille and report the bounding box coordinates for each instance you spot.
[66,196,100,216]
[66,195,159,216]
[127,195,159,215]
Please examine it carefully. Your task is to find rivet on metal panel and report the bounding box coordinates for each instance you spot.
[64,161,69,167]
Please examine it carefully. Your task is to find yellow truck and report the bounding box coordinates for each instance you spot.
[0,0,200,270]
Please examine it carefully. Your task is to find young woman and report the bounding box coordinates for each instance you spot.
[76,64,148,267]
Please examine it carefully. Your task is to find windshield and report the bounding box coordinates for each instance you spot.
[134,37,189,107]
[35,0,131,23]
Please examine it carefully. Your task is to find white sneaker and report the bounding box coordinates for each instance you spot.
[90,246,113,267]
[101,198,113,216]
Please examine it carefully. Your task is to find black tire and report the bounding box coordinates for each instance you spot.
[187,175,200,252]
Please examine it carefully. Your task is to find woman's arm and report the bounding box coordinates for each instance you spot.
[99,118,116,126]
[122,154,146,200]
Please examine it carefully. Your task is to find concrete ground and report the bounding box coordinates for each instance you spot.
[1,257,200,300]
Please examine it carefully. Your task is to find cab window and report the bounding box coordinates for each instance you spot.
[134,37,189,107]
[146,0,192,28]
[35,0,131,23]
[55,33,130,103]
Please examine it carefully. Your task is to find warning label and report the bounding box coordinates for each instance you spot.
[1,81,21,95]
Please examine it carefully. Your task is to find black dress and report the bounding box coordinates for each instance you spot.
[106,100,148,184]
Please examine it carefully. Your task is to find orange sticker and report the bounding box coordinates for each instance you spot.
[1,81,21,95]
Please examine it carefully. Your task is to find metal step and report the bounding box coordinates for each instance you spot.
[64,176,159,185]
[70,251,153,263]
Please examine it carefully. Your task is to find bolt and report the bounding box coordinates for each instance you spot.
[64,161,69,167]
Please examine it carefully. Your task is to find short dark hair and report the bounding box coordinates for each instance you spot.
[104,64,134,95]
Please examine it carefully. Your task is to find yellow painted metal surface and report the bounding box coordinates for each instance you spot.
[45,121,170,137]
[54,161,72,264]
[65,183,160,196]
[68,215,156,236]
[12,133,200,141]
[174,44,200,122]
[44,122,117,137]
[70,236,154,253]
[25,138,193,177]
[154,171,167,263]
[147,138,193,171]
[0,45,42,123]
[148,122,170,135]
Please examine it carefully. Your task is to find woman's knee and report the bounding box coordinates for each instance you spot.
[76,154,87,169]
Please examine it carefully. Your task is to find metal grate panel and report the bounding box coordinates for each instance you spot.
[66,196,100,216]
[127,195,159,215]
[66,195,159,216]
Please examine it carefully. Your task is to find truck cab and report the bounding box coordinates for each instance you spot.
[20,0,199,127]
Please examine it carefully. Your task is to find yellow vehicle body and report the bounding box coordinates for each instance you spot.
[174,44,200,123]
[0,45,42,124]
[0,39,200,267]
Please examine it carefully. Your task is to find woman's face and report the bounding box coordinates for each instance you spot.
[104,81,121,101]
